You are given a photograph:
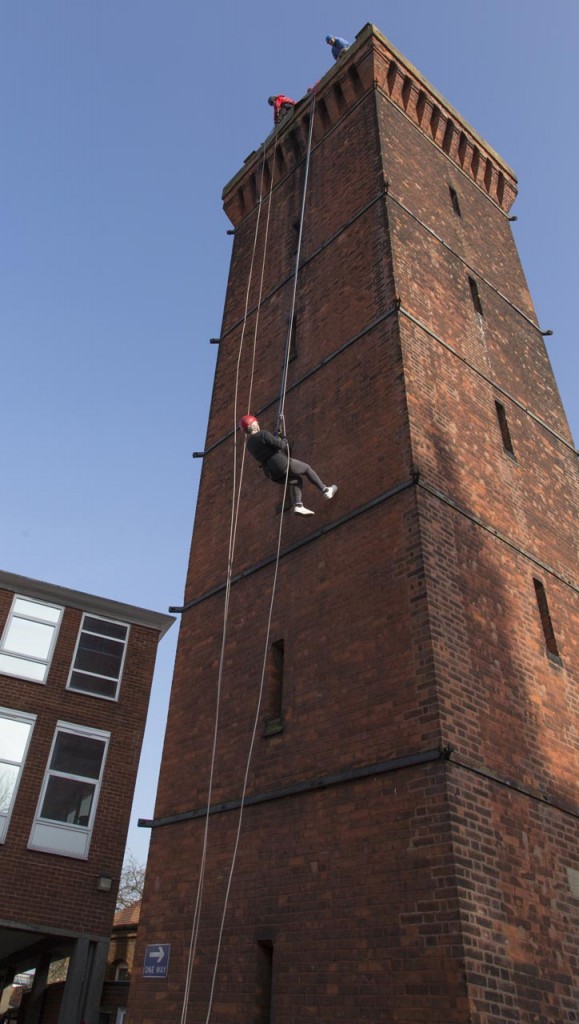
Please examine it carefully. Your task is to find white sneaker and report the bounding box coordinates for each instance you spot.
[293,503,315,516]
[323,484,338,500]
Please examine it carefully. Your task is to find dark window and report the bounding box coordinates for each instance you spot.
[256,941,273,1024]
[449,186,462,217]
[317,98,331,130]
[471,147,480,179]
[348,65,363,96]
[41,731,107,827]
[288,129,301,161]
[67,616,129,700]
[430,105,440,139]
[533,579,562,664]
[442,119,454,154]
[495,401,516,458]
[275,146,286,177]
[468,276,484,316]
[386,61,398,95]
[264,639,284,735]
[333,81,346,113]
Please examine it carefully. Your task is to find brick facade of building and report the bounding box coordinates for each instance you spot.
[129,23,579,1024]
[0,571,173,1024]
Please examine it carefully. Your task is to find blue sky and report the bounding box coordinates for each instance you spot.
[2,1,577,867]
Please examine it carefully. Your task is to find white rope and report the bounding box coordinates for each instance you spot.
[180,128,281,1024]
[202,460,291,1024]
[277,92,316,433]
[202,95,317,1024]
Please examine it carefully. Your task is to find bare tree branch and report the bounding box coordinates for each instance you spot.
[116,850,145,909]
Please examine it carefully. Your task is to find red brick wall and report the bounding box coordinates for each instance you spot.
[0,596,160,938]
[130,25,579,1024]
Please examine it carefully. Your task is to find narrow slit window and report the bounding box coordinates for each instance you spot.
[468,276,484,316]
[317,98,331,130]
[275,146,286,177]
[333,82,346,113]
[348,65,363,96]
[264,639,284,735]
[256,941,273,1024]
[288,129,301,161]
[449,186,462,217]
[430,105,440,139]
[471,147,480,180]
[386,61,398,95]
[533,579,562,663]
[495,401,516,458]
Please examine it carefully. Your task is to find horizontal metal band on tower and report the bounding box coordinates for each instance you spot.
[139,746,449,830]
[170,475,416,613]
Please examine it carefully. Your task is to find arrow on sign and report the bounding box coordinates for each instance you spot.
[150,947,165,963]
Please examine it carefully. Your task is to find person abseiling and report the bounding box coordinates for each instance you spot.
[268,94,296,125]
[326,35,349,60]
[239,415,337,517]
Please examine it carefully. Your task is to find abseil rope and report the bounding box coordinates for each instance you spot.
[202,94,317,1024]
[277,90,316,433]
[180,127,280,1024]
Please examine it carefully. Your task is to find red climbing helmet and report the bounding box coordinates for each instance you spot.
[239,414,258,432]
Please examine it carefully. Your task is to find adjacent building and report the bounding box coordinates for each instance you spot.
[0,570,173,1024]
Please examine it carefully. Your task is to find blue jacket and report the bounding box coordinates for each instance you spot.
[330,36,349,60]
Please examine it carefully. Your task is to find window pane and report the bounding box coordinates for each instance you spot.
[74,634,124,680]
[4,618,55,660]
[50,733,105,780]
[0,653,47,682]
[0,763,19,814]
[0,718,31,761]
[40,776,95,826]
[83,617,128,641]
[13,599,62,624]
[69,671,117,699]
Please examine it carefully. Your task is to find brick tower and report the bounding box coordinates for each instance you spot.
[129,24,579,1024]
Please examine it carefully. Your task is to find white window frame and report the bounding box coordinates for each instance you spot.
[0,595,63,684]
[67,614,130,702]
[0,707,36,843]
[28,721,110,859]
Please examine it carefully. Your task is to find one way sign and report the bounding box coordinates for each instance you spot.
[143,943,171,978]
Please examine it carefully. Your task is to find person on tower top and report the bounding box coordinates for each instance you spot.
[239,415,337,517]
[326,35,350,61]
[268,94,296,125]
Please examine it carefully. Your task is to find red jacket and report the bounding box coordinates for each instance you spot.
[272,95,295,123]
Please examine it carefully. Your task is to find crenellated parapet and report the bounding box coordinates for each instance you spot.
[367,26,517,212]
[223,23,517,226]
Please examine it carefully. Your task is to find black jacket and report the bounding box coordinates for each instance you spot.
[246,430,289,481]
